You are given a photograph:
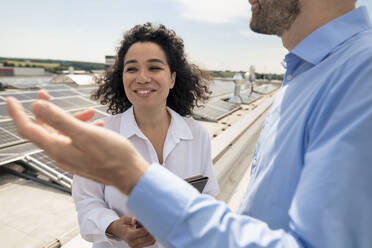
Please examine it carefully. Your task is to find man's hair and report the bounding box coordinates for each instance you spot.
[92,22,211,116]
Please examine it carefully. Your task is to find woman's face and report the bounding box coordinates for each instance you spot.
[122,42,176,112]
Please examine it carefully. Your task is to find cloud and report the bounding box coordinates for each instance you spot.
[171,0,250,23]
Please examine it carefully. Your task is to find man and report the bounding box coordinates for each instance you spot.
[6,0,372,247]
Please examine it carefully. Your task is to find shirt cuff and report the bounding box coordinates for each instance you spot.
[99,212,120,236]
[127,164,200,243]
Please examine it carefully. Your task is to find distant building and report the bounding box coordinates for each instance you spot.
[61,66,88,75]
[50,74,95,86]
[0,65,46,76]
[105,55,115,69]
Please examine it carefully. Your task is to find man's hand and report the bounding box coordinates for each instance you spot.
[5,90,149,195]
[107,216,156,248]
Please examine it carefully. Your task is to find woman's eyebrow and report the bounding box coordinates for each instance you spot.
[124,59,137,66]
[148,58,166,65]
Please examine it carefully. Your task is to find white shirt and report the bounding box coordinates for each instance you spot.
[72,106,220,248]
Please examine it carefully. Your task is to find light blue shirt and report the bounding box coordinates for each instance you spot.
[127,7,372,247]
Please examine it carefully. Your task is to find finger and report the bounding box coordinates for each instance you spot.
[93,120,104,127]
[73,109,96,122]
[37,90,50,101]
[129,234,156,248]
[131,217,137,226]
[125,228,148,242]
[120,215,135,225]
[35,90,56,132]
[30,99,88,138]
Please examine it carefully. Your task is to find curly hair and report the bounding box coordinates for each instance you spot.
[92,22,211,116]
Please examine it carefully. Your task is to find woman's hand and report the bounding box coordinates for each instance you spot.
[107,216,156,248]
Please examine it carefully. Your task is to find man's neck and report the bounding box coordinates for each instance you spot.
[281,0,356,51]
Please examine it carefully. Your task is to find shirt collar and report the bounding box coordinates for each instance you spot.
[291,6,372,65]
[119,106,193,141]
[167,107,193,141]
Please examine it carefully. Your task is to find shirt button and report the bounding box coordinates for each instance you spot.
[287,74,293,80]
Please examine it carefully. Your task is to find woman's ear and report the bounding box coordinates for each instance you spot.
[170,72,176,89]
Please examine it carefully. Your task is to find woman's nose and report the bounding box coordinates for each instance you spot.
[136,69,150,83]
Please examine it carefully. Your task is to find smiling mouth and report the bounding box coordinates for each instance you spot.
[134,89,156,95]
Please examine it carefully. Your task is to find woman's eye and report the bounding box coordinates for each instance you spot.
[149,66,162,71]
[125,67,137,72]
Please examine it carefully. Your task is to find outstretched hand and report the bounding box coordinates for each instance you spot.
[6,90,149,195]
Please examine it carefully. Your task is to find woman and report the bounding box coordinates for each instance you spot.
[72,23,219,248]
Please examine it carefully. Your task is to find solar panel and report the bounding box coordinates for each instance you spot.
[74,87,96,96]
[239,92,262,104]
[41,85,71,91]
[23,92,38,100]
[209,99,241,112]
[0,154,18,165]
[193,104,228,122]
[66,96,96,108]
[0,152,27,166]
[0,103,8,117]
[193,98,241,122]
[25,150,73,191]
[51,98,76,109]
[0,93,30,101]
[0,128,23,148]
[210,80,234,97]
[94,105,108,113]
[0,120,20,136]
[253,84,280,95]
[48,90,79,98]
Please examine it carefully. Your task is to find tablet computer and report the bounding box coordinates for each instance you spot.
[185,174,209,193]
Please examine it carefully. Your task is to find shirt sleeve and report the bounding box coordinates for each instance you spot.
[127,165,301,247]
[71,175,120,243]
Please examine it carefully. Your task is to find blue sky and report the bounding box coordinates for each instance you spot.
[1,0,371,74]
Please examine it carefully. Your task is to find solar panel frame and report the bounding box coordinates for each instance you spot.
[0,93,30,101]
[41,84,72,91]
[94,105,109,113]
[193,104,228,122]
[48,90,80,98]
[238,92,262,104]
[23,92,38,100]
[66,96,97,108]
[28,151,73,180]
[0,103,8,118]
[209,99,241,112]
[74,87,97,96]
[51,98,77,109]
[0,128,24,148]
[0,120,21,137]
